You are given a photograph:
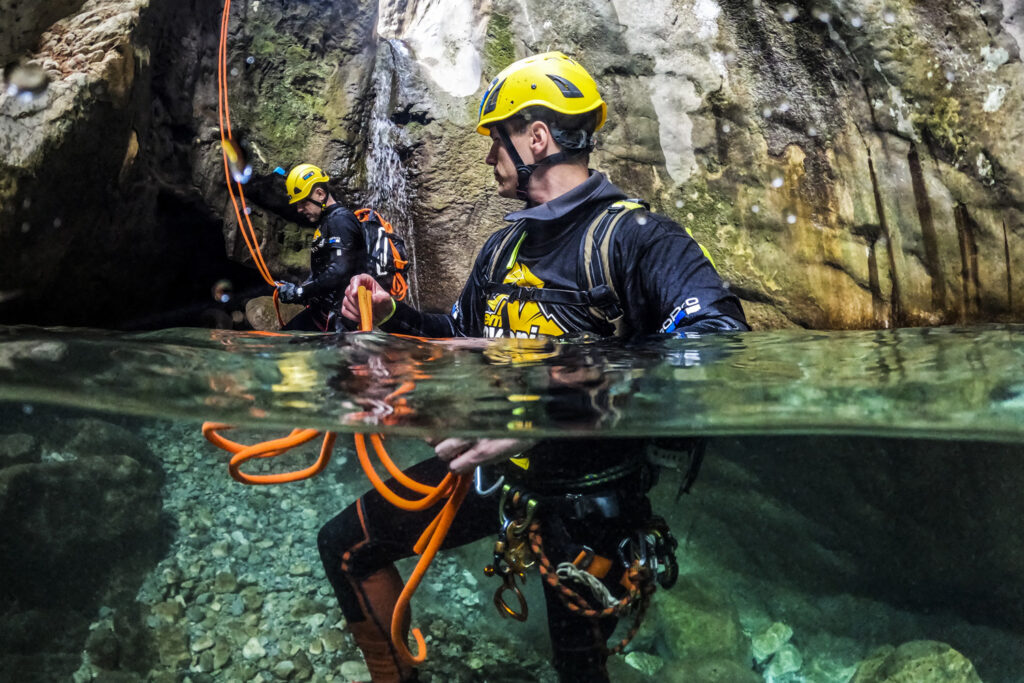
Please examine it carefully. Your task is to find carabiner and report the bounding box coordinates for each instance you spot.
[474,465,505,496]
[493,571,529,621]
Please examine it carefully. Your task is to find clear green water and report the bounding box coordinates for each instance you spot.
[2,324,1023,441]
[2,324,1023,682]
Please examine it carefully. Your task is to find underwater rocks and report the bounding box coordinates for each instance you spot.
[0,432,40,466]
[850,641,982,683]
[0,415,164,681]
[70,423,556,682]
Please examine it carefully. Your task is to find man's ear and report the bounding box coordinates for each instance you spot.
[311,187,326,203]
[528,120,553,155]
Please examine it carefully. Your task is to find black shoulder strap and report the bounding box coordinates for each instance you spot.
[578,199,648,337]
[485,221,527,284]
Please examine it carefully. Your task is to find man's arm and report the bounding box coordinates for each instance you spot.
[620,216,750,335]
[298,210,362,301]
[342,229,509,337]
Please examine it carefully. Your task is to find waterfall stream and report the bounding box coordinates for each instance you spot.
[365,39,420,306]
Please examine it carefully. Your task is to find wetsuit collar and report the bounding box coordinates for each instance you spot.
[504,171,627,224]
[321,203,345,221]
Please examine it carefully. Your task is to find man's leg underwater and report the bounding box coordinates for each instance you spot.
[318,458,498,682]
[539,495,656,683]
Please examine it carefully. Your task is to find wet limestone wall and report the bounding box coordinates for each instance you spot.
[1,0,1023,329]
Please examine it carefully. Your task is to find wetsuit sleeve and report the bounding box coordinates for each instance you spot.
[301,209,362,300]
[380,231,505,337]
[616,215,749,335]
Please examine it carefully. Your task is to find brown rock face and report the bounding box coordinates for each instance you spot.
[0,0,1022,329]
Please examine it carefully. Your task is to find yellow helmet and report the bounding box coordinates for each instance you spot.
[286,163,330,204]
[477,52,607,135]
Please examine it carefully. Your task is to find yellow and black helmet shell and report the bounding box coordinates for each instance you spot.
[286,163,330,204]
[477,51,607,135]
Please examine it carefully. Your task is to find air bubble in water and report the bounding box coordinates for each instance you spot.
[22,404,34,415]
[751,205,761,214]
[244,206,252,215]
[53,218,62,228]
[212,279,234,303]
[780,4,799,22]
[636,215,648,226]
[945,70,956,83]
[883,10,896,24]
[22,198,31,209]
[778,101,791,114]
[230,67,239,77]
[20,222,30,233]
[807,126,819,136]
[3,62,49,99]
[771,176,784,188]
[815,10,831,23]
[851,15,864,28]
[721,123,732,134]
[786,213,798,224]
[675,200,685,208]
[762,107,773,119]
[246,56,255,65]
[222,139,253,184]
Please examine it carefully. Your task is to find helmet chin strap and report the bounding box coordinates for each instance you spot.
[496,125,592,203]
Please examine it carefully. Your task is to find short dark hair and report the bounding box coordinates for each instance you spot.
[503,106,601,135]
[502,106,600,165]
[309,182,331,201]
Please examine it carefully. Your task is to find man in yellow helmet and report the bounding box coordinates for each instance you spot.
[321,52,749,682]
[277,163,364,331]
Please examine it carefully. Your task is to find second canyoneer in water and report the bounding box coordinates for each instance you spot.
[319,52,749,682]
[276,163,365,332]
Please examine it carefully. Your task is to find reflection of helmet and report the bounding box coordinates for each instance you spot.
[286,163,330,204]
[477,51,607,135]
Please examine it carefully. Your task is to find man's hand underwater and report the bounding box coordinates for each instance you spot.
[433,438,537,475]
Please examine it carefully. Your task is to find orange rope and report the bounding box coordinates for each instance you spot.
[217,0,284,328]
[201,286,469,666]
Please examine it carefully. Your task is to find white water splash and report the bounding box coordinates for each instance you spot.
[377,0,488,97]
[365,41,420,304]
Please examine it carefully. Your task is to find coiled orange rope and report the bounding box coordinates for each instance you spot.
[202,287,468,665]
[211,3,471,664]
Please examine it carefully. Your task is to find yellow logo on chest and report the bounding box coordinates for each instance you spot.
[484,263,567,339]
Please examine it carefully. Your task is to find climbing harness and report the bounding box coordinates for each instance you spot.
[479,480,679,655]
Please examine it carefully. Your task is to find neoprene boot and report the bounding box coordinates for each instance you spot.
[345,565,416,682]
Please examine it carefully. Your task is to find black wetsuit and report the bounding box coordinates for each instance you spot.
[286,204,363,332]
[318,172,749,681]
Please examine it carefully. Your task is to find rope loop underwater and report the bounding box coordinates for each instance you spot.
[201,286,469,665]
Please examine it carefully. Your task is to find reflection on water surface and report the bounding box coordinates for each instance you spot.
[0,324,1022,441]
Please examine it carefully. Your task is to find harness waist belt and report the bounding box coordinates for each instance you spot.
[540,490,623,519]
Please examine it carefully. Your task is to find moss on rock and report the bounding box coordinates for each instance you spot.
[482,13,515,80]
